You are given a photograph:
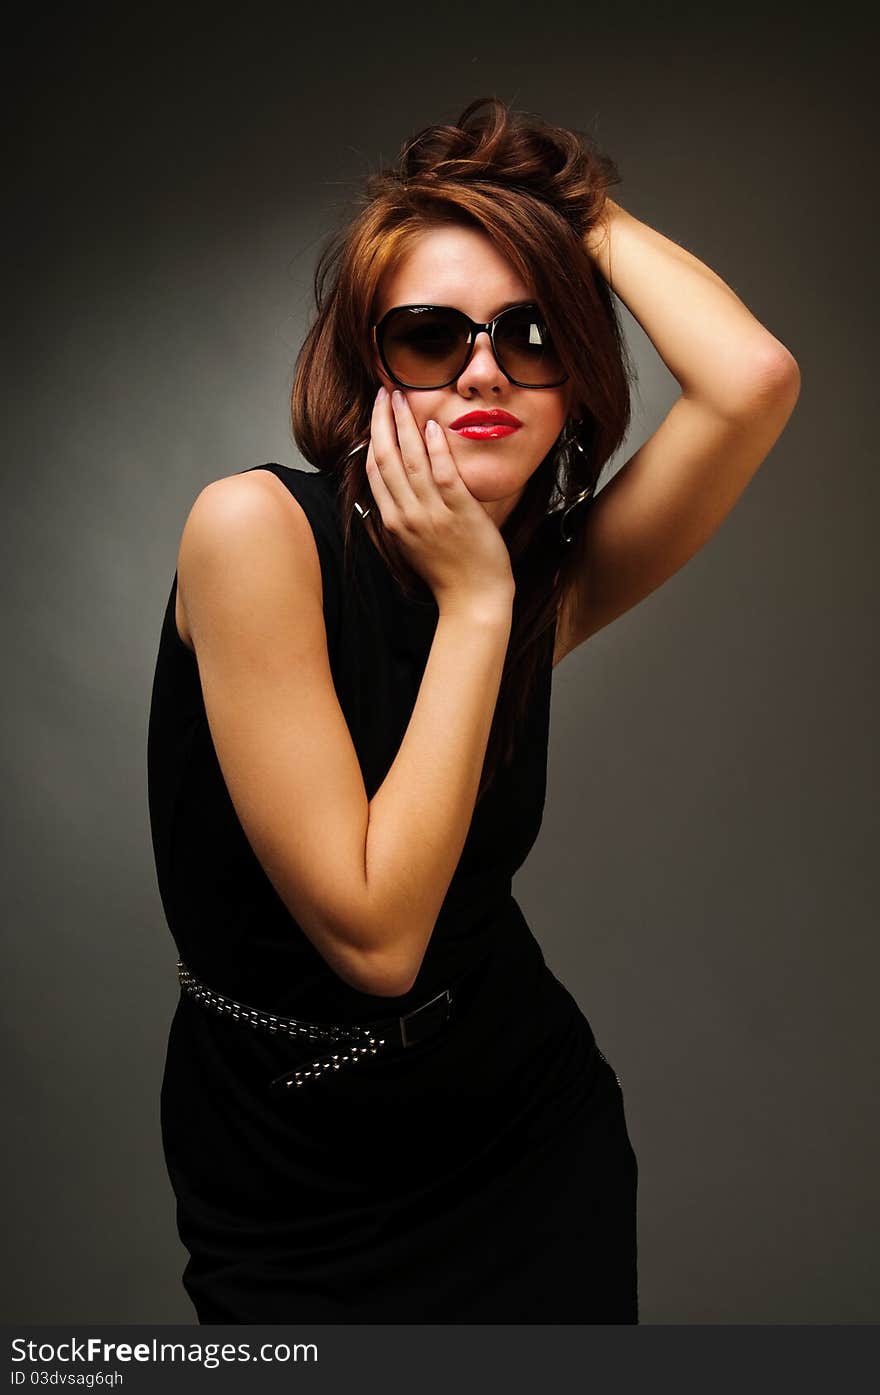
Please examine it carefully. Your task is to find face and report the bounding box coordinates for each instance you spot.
[371,225,574,529]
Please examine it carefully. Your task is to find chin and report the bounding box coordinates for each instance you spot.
[456,459,533,506]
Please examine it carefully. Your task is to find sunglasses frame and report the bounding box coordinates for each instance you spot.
[371,301,569,390]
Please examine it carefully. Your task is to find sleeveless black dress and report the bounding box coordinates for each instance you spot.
[147,463,638,1324]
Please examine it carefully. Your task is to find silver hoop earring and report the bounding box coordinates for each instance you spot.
[345,440,372,520]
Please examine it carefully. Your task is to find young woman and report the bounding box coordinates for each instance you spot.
[147,96,800,1324]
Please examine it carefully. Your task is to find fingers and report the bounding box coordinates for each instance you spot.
[369,389,419,505]
[366,386,474,528]
[422,418,469,503]
[363,391,402,526]
[368,386,436,520]
[364,432,395,518]
[370,387,437,502]
[367,387,407,520]
[391,391,436,501]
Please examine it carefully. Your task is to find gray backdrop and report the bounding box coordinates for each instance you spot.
[4,0,877,1323]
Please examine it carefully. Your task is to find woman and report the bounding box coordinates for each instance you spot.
[147,96,800,1324]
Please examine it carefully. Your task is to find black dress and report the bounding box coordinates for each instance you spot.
[147,463,638,1324]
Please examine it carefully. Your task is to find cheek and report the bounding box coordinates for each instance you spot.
[406,396,443,436]
[537,405,569,443]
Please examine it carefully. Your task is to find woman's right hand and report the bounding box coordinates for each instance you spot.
[364,385,515,616]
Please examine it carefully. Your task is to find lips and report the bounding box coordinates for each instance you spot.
[449,410,522,429]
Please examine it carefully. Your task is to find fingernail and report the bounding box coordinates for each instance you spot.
[377,385,387,402]
[392,389,404,408]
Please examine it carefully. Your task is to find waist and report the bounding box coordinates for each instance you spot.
[176,878,519,1024]
[177,948,492,1094]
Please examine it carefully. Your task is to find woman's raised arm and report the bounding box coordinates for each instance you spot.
[555,199,801,662]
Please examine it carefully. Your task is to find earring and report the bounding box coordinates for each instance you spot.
[345,439,372,520]
[554,418,593,544]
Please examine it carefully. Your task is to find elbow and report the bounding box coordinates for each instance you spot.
[760,346,801,405]
[324,927,419,999]
[304,895,423,999]
[352,946,420,999]
[735,345,802,417]
[690,346,801,424]
[329,895,424,999]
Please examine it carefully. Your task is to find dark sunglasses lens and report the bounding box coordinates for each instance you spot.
[381,308,469,386]
[494,306,565,385]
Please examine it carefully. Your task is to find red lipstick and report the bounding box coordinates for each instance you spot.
[449,409,522,440]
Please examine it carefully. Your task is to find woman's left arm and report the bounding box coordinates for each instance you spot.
[555,198,801,661]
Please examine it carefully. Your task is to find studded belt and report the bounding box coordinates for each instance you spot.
[176,959,455,1092]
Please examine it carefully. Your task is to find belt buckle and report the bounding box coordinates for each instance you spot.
[399,989,452,1048]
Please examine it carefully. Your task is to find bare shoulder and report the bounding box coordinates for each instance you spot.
[175,470,324,652]
[179,469,321,582]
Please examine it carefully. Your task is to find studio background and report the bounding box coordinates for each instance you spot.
[4,0,877,1323]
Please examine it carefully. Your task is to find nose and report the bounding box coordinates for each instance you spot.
[456,330,506,394]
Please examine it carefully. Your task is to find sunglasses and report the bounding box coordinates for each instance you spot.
[372,301,569,390]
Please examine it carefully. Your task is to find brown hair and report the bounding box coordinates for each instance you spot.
[291,95,635,802]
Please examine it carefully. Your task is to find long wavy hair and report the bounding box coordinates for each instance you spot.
[291,95,635,802]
